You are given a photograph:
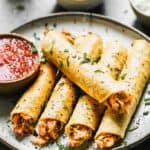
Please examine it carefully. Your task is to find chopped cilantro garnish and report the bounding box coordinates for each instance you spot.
[40,55,46,63]
[66,56,70,67]
[53,22,57,28]
[121,141,128,146]
[147,91,150,95]
[44,23,48,28]
[144,98,150,102]
[59,60,63,68]
[59,82,64,86]
[31,43,38,53]
[94,69,104,73]
[16,4,25,11]
[120,73,127,80]
[92,56,100,63]
[145,102,150,106]
[56,139,72,150]
[128,126,138,132]
[143,111,149,116]
[49,46,53,54]
[64,49,69,52]
[80,59,90,64]
[33,32,40,41]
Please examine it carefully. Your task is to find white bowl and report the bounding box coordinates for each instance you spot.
[57,0,103,10]
[129,0,150,27]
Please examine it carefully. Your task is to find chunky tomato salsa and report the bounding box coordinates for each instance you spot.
[0,37,39,81]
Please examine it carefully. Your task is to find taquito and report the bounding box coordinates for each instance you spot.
[42,30,122,106]
[65,95,104,147]
[32,76,76,145]
[11,63,56,137]
[95,40,150,149]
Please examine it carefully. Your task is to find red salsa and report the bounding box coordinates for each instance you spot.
[0,37,39,81]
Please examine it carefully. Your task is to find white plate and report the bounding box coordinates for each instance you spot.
[0,12,150,150]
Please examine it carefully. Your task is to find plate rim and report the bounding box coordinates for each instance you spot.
[11,12,150,42]
[1,12,149,150]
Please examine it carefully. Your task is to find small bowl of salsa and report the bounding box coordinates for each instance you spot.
[0,33,40,95]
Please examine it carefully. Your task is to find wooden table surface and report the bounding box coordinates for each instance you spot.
[0,0,149,149]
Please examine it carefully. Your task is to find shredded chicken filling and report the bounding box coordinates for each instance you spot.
[96,133,119,148]
[12,113,34,137]
[67,124,92,147]
[107,91,131,113]
[32,119,62,145]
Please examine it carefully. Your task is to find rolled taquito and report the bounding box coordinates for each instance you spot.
[42,30,132,113]
[42,30,122,106]
[11,63,56,137]
[95,40,150,149]
[32,76,76,145]
[100,41,131,113]
[65,95,104,147]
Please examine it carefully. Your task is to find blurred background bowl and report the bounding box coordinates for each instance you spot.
[129,0,150,27]
[57,0,103,10]
[0,33,40,95]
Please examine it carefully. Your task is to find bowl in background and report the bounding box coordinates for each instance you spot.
[129,0,150,27]
[57,0,103,10]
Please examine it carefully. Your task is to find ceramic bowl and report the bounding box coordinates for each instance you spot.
[129,0,150,27]
[0,33,40,95]
[57,0,103,10]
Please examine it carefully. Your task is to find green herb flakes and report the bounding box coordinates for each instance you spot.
[40,56,46,63]
[44,23,48,28]
[120,73,126,80]
[83,52,87,59]
[143,111,149,116]
[120,141,128,146]
[144,98,150,102]
[145,102,150,106]
[93,56,100,63]
[128,126,138,132]
[94,69,104,74]
[49,46,53,54]
[147,91,150,95]
[16,4,25,11]
[80,59,90,64]
[66,56,70,67]
[31,43,38,53]
[64,49,69,52]
[33,32,40,41]
[56,140,72,150]
[49,39,55,54]
[59,60,63,68]
[59,82,65,87]
[80,52,91,64]
[63,105,70,113]
[6,119,11,123]
[107,64,110,68]
[53,22,57,28]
